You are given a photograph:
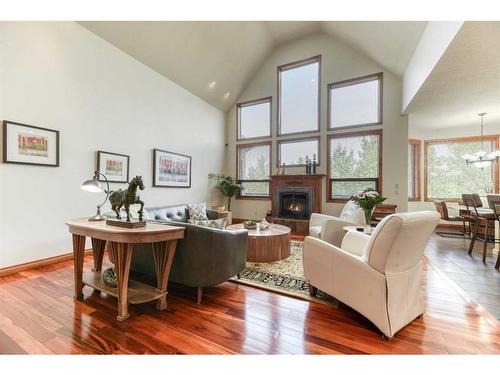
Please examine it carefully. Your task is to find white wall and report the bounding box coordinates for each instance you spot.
[225,33,408,220]
[402,21,463,112]
[0,22,225,268]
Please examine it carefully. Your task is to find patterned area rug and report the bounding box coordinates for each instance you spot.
[231,241,338,306]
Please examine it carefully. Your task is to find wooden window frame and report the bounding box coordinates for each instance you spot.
[327,72,383,130]
[236,141,272,200]
[327,129,383,203]
[408,139,421,202]
[277,55,321,137]
[277,136,321,168]
[424,135,500,202]
[236,96,272,141]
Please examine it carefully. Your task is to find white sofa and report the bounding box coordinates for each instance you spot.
[309,200,365,247]
[303,211,440,338]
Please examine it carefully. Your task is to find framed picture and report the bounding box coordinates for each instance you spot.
[153,148,191,188]
[2,120,60,167]
[96,151,130,183]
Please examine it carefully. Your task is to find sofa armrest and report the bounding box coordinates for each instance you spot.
[320,217,356,247]
[303,236,374,283]
[341,231,371,257]
[310,213,337,227]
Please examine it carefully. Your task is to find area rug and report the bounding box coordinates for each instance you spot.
[230,241,338,306]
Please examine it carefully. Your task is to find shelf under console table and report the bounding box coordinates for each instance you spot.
[66,218,185,321]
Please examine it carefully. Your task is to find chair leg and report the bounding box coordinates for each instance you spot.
[308,285,317,297]
[482,220,490,263]
[468,219,479,255]
[197,287,203,304]
[496,251,500,270]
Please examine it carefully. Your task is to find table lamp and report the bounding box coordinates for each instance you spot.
[81,171,111,221]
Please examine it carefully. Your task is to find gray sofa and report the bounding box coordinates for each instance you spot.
[119,204,248,303]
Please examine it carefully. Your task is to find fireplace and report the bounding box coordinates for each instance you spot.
[276,187,313,220]
[278,190,312,220]
[269,174,325,234]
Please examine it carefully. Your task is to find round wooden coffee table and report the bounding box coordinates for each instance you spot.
[226,223,291,262]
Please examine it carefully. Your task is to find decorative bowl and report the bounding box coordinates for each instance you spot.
[243,220,257,230]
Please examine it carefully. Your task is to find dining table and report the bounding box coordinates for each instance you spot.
[447,203,499,251]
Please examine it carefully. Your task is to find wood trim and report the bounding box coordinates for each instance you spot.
[327,72,383,130]
[424,135,500,202]
[326,129,383,203]
[408,139,421,202]
[0,249,92,278]
[236,96,272,142]
[277,55,321,137]
[276,135,321,168]
[236,141,272,200]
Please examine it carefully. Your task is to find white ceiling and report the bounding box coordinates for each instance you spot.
[407,22,500,131]
[80,21,427,112]
[321,22,427,77]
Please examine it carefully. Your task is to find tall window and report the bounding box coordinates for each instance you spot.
[425,136,499,200]
[237,97,271,140]
[328,130,382,201]
[278,137,320,167]
[237,142,271,198]
[408,139,421,201]
[278,55,320,135]
[328,73,382,129]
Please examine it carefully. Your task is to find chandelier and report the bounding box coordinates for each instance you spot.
[462,113,500,168]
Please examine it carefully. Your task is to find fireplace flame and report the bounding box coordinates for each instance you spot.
[288,203,302,213]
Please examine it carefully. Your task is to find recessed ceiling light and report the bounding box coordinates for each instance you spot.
[224,92,230,98]
[209,81,216,88]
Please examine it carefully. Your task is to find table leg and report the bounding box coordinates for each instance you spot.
[91,238,106,272]
[108,241,132,321]
[72,234,86,301]
[152,240,177,310]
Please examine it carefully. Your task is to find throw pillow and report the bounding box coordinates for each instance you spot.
[188,202,208,220]
[188,218,227,229]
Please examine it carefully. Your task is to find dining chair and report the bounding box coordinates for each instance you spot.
[487,194,500,270]
[462,194,496,262]
[433,200,466,237]
[472,193,483,208]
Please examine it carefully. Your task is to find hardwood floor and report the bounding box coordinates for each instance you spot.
[0,248,499,354]
[425,234,500,319]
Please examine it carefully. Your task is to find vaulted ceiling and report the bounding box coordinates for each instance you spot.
[406,22,500,131]
[80,21,427,112]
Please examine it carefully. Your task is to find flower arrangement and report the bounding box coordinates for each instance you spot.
[351,189,387,226]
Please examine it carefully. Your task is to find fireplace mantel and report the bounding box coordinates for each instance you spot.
[270,174,325,217]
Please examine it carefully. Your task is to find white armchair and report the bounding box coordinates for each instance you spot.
[309,200,365,247]
[303,211,440,338]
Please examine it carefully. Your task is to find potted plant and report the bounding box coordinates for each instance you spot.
[351,189,387,230]
[208,173,241,211]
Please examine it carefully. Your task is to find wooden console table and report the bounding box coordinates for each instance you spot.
[66,218,184,321]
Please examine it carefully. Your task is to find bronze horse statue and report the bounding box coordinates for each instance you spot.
[110,175,145,222]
